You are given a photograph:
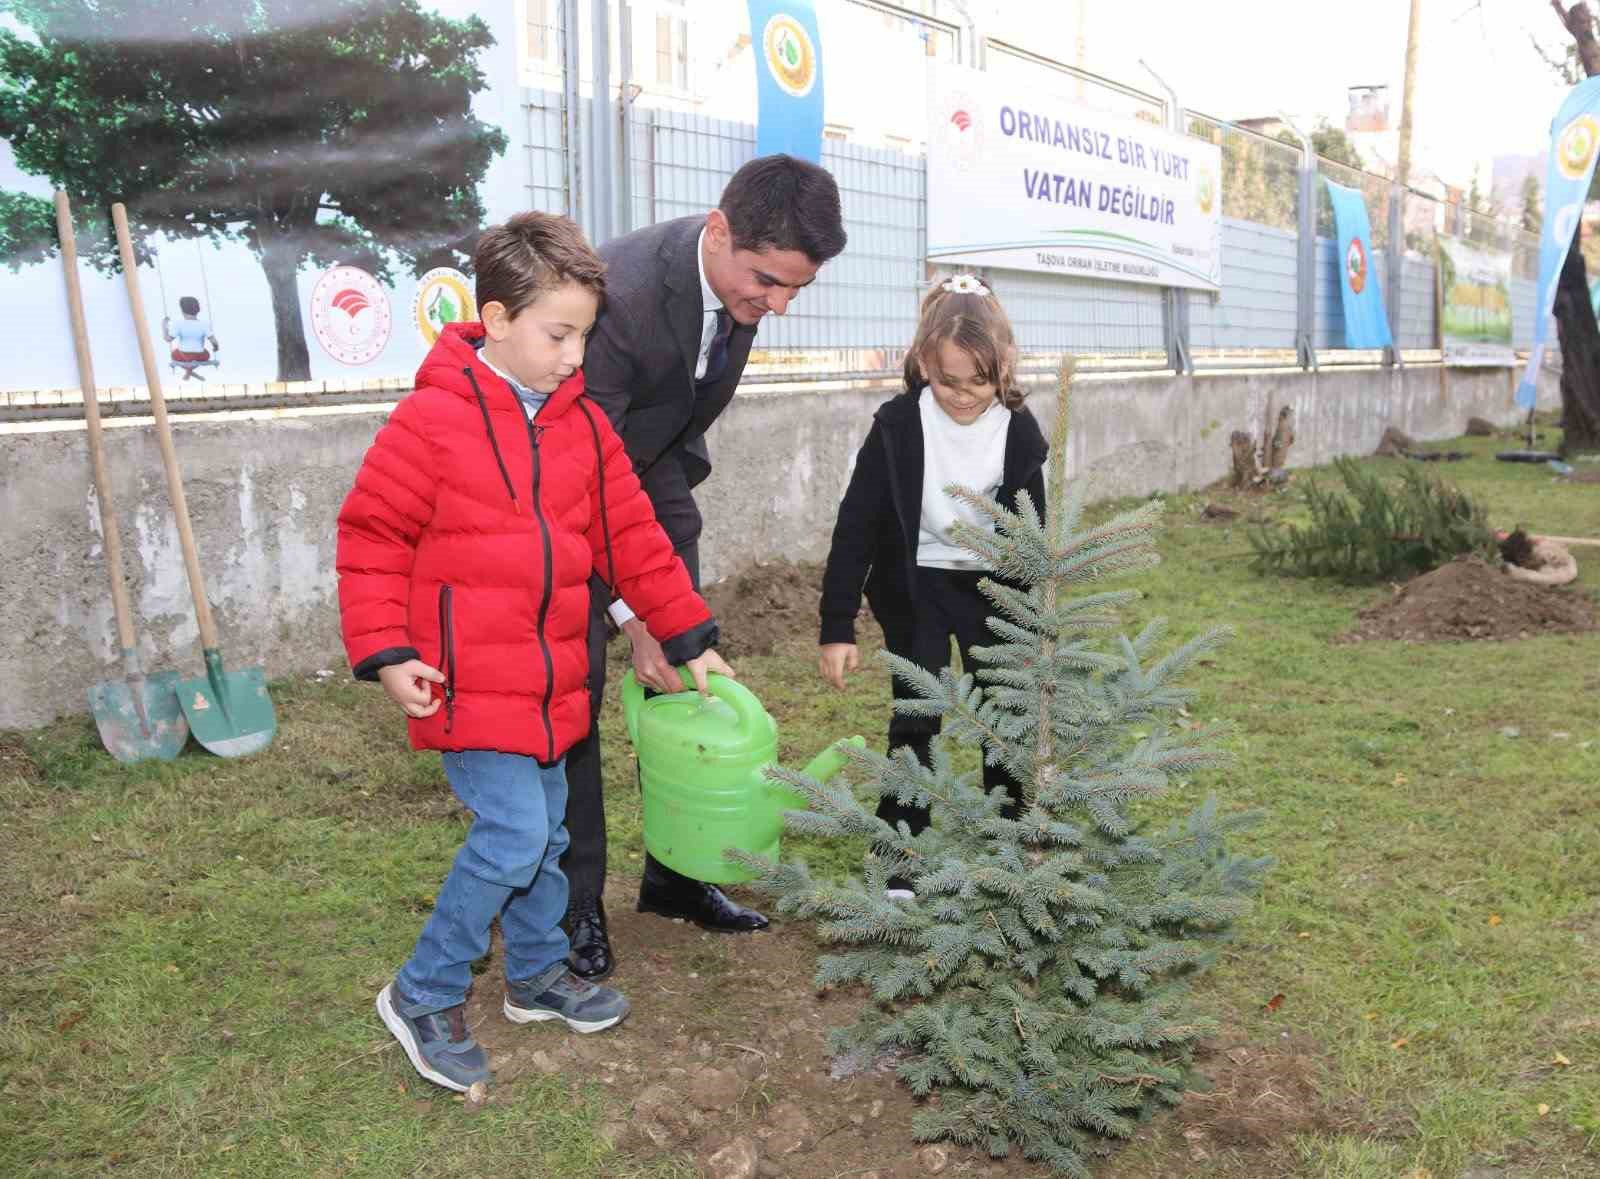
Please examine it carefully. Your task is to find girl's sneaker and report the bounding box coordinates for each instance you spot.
[376,981,491,1093]
[504,962,630,1033]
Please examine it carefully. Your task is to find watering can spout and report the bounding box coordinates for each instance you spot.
[800,736,867,784]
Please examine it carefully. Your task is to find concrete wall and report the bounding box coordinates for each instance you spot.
[0,364,1558,730]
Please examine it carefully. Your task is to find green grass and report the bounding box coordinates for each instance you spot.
[2,433,1598,1177]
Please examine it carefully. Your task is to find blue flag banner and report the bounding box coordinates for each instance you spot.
[748,0,824,162]
[1516,74,1600,410]
[1324,178,1393,349]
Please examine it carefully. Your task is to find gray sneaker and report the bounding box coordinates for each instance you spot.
[376,981,491,1093]
[503,962,630,1033]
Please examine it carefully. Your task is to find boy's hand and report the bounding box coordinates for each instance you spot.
[622,618,680,694]
[818,643,859,691]
[684,649,737,697]
[377,659,444,718]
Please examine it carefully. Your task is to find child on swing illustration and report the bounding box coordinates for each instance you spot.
[162,295,221,381]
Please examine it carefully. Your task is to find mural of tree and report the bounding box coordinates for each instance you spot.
[0,0,507,381]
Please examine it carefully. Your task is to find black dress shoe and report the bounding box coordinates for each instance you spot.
[636,853,769,932]
[564,898,614,980]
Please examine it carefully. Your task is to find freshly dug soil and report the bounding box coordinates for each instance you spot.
[701,559,827,658]
[1339,555,1597,643]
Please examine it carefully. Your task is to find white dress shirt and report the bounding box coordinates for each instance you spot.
[609,226,724,628]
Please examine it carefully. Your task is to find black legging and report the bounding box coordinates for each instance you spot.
[876,566,1024,837]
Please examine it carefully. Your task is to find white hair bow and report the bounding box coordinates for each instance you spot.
[940,274,990,297]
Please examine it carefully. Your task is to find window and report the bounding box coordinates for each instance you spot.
[655,9,689,91]
[526,0,554,66]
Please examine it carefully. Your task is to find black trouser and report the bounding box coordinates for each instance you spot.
[877,566,1024,836]
[561,467,701,912]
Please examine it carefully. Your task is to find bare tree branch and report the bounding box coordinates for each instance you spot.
[1530,29,1584,83]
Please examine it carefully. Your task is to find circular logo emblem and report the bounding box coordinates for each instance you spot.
[762,14,816,98]
[1196,166,1216,215]
[1558,114,1600,180]
[310,265,392,366]
[414,267,476,346]
[1346,237,1368,294]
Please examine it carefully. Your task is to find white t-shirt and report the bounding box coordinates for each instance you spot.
[171,316,212,352]
[916,387,1010,570]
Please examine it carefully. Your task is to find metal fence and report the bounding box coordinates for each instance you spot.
[541,0,1541,376]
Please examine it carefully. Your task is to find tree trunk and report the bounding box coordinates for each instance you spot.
[1554,1,1600,455]
[1553,231,1600,455]
[256,232,311,382]
[1266,406,1296,470]
[1229,431,1261,488]
[1554,1,1600,76]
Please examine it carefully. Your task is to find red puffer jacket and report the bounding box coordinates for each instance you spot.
[337,323,716,761]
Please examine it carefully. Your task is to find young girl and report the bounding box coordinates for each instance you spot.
[817,276,1046,876]
[338,212,732,1093]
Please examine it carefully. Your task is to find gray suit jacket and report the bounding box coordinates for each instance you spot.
[584,216,757,547]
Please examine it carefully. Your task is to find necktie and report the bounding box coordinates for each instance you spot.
[700,308,733,386]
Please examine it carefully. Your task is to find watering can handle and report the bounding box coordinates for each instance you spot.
[619,667,766,748]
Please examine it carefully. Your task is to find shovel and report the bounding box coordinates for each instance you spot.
[111,203,276,758]
[54,193,188,763]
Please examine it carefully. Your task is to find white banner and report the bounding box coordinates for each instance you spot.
[926,64,1222,292]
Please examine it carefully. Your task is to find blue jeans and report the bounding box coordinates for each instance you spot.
[397,751,572,1010]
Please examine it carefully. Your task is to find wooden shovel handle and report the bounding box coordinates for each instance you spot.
[110,203,218,650]
[54,192,138,654]
[1532,533,1600,549]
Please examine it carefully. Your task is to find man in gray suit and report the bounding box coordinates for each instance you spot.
[562,155,847,979]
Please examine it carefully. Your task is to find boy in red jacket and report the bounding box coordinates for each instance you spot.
[337,212,733,1093]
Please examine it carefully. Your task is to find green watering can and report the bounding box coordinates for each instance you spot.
[622,668,865,884]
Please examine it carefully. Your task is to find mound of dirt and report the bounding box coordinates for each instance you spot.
[701,559,827,658]
[1339,555,1597,644]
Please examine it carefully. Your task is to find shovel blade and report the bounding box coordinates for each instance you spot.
[177,659,275,759]
[88,671,189,764]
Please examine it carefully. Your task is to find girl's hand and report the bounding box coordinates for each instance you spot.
[818,643,859,691]
[378,659,444,718]
[683,648,737,697]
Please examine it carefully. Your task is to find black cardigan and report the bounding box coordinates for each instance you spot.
[818,388,1049,645]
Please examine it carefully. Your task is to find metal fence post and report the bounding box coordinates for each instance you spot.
[1385,181,1405,368]
[1141,60,1191,374]
[1281,120,1318,370]
[618,0,635,234]
[561,0,581,221]
[588,0,614,244]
